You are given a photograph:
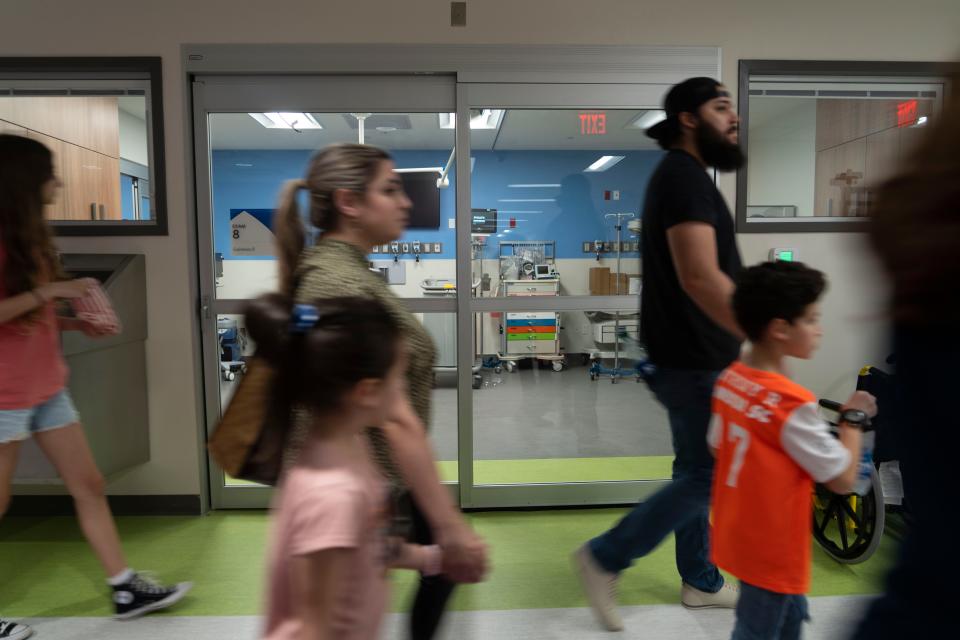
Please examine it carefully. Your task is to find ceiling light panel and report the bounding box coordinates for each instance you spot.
[584,155,626,172]
[626,110,667,130]
[248,112,322,129]
[438,109,505,130]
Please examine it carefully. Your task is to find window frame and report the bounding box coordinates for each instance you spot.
[0,57,167,236]
[736,60,950,234]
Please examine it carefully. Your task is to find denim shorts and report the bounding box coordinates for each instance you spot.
[0,389,79,444]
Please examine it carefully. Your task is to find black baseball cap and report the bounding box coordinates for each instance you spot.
[646,77,730,142]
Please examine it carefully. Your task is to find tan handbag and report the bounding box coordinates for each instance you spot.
[207,357,287,485]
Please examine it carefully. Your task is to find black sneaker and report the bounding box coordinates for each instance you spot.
[112,572,193,620]
[0,619,32,640]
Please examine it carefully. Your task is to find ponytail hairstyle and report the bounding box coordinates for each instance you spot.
[0,134,65,298]
[245,293,402,427]
[273,143,393,297]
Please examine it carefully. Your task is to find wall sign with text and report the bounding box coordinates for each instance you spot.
[230,209,276,256]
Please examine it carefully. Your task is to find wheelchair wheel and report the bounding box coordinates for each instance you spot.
[812,466,885,564]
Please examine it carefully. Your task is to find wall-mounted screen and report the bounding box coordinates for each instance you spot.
[399,170,441,230]
[471,208,497,234]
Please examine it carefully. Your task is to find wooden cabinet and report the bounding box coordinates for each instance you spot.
[23,131,68,220]
[1,97,121,221]
[59,144,120,221]
[98,155,121,220]
[0,118,27,136]
[5,96,119,157]
[864,126,901,188]
[814,138,866,217]
[815,98,936,217]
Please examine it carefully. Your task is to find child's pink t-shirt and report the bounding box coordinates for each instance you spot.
[0,247,68,409]
[262,446,389,640]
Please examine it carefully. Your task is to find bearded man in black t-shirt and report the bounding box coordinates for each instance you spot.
[574,77,747,631]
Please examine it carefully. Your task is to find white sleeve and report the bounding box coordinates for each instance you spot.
[781,402,852,483]
[707,413,722,450]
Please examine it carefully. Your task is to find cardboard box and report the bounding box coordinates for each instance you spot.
[589,267,610,295]
[609,273,630,294]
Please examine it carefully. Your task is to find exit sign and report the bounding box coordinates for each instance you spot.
[769,248,798,262]
[897,100,918,128]
[579,112,606,135]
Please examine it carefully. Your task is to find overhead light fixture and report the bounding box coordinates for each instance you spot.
[438,109,505,130]
[626,110,667,130]
[508,183,561,188]
[497,210,543,214]
[498,198,555,203]
[375,126,397,132]
[248,112,322,130]
[911,116,929,127]
[584,155,625,172]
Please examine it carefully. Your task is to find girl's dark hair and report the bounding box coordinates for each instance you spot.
[733,261,827,342]
[869,68,960,327]
[245,293,402,418]
[0,134,64,297]
[273,143,392,297]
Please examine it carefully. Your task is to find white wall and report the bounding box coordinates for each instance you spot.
[746,98,817,217]
[119,110,149,167]
[1,0,957,498]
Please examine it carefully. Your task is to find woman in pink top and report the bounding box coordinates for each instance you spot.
[246,294,443,640]
[0,135,190,640]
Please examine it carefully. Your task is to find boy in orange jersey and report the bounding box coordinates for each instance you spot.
[708,261,876,640]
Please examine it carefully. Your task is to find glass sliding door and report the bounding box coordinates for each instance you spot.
[457,84,680,508]
[193,75,459,508]
[194,74,709,509]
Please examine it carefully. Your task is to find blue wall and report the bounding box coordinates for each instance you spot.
[120,174,135,220]
[212,148,664,260]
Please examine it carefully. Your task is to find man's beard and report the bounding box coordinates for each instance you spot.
[696,122,746,172]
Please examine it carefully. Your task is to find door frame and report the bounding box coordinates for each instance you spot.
[185,44,721,510]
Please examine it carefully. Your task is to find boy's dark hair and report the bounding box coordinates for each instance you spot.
[733,261,827,342]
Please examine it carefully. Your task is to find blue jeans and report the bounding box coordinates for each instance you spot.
[732,582,809,640]
[589,368,723,592]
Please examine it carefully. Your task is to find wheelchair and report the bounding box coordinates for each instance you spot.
[812,364,897,564]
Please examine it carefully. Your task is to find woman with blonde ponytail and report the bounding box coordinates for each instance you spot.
[273,143,487,640]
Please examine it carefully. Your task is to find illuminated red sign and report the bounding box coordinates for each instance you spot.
[897,100,918,128]
[579,112,606,135]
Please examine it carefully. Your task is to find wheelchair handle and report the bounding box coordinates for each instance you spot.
[818,398,872,430]
[819,399,843,413]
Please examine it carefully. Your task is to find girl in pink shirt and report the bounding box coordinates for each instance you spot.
[0,135,190,640]
[246,294,443,640]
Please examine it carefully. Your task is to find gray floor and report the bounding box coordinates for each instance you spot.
[430,362,673,461]
[19,595,873,639]
[220,361,675,462]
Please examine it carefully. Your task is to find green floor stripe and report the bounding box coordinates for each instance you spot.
[0,509,894,618]
[227,456,675,487]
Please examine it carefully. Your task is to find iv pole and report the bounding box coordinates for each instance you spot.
[589,213,635,383]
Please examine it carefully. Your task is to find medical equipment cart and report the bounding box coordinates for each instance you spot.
[496,240,565,373]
